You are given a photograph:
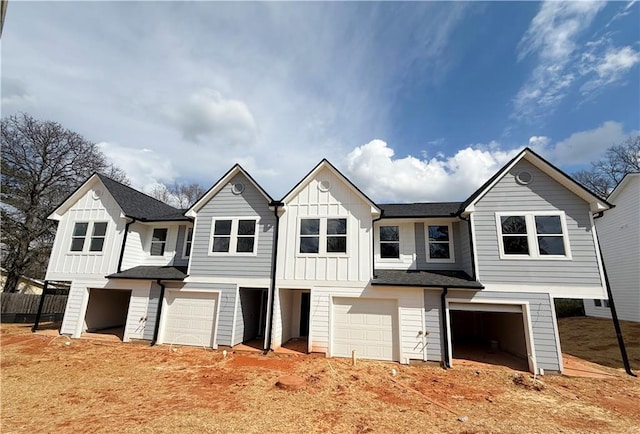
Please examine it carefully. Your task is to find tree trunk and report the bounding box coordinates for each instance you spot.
[2,271,21,293]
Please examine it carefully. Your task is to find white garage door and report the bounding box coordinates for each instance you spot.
[163,292,218,347]
[332,298,397,361]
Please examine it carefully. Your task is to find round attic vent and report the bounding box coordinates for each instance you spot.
[318,179,331,192]
[92,189,102,200]
[231,182,245,195]
[515,171,533,185]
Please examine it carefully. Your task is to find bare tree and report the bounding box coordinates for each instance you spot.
[150,181,205,209]
[573,135,640,197]
[1,113,130,292]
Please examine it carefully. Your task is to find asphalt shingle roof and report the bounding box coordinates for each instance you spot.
[97,174,189,221]
[107,265,188,281]
[372,269,483,289]
[379,202,463,218]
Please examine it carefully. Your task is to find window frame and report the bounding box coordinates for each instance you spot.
[426,222,455,263]
[69,221,108,254]
[208,217,259,256]
[379,225,401,260]
[182,226,194,259]
[150,228,169,256]
[297,217,349,256]
[495,211,572,260]
[89,222,108,252]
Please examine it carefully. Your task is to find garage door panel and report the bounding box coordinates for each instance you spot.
[332,297,398,362]
[164,292,218,347]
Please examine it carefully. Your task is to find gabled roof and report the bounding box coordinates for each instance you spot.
[379,202,462,219]
[281,159,380,215]
[49,173,189,222]
[459,147,612,215]
[186,164,273,218]
[607,172,639,203]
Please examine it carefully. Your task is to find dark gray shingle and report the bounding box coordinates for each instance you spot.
[107,265,187,280]
[97,174,189,221]
[372,269,483,289]
[379,202,463,218]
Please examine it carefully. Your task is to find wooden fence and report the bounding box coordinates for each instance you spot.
[0,293,68,323]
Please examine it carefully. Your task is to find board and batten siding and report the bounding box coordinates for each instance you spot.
[473,159,602,287]
[188,173,275,279]
[180,282,237,346]
[587,175,640,322]
[277,167,374,283]
[46,184,125,281]
[304,285,425,364]
[447,290,562,372]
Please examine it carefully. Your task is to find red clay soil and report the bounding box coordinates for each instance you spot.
[2,323,640,433]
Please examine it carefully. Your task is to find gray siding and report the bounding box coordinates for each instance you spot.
[189,173,275,278]
[414,221,466,271]
[458,219,473,276]
[448,290,561,371]
[172,225,189,268]
[143,283,161,340]
[181,282,237,346]
[424,289,562,372]
[424,290,443,362]
[474,159,602,286]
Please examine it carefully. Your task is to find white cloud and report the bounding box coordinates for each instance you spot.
[96,142,178,194]
[532,121,631,166]
[162,89,257,146]
[513,1,606,122]
[343,140,518,202]
[580,46,640,93]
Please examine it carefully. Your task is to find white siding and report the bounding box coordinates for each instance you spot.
[278,167,374,283]
[586,175,640,322]
[120,222,183,269]
[46,184,125,281]
[292,285,425,364]
[373,221,416,270]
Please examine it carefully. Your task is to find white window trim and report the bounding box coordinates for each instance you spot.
[181,226,193,259]
[378,224,402,262]
[495,211,572,260]
[208,217,259,256]
[68,221,108,255]
[296,217,348,257]
[426,221,455,264]
[149,227,169,257]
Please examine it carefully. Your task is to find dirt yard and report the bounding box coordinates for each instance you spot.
[2,322,639,434]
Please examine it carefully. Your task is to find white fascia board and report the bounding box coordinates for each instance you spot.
[186,165,272,217]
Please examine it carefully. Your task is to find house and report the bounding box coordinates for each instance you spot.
[47,148,612,374]
[1,268,45,295]
[46,173,191,342]
[169,164,277,349]
[585,173,640,323]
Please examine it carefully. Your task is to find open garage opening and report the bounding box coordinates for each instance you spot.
[450,306,530,371]
[83,288,131,341]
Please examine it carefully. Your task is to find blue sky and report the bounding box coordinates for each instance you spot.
[2,1,639,203]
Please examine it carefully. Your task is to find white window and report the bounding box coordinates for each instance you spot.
[496,212,571,259]
[182,227,193,258]
[150,228,168,256]
[427,224,454,262]
[379,226,400,259]
[70,222,107,253]
[299,217,347,255]
[209,218,258,255]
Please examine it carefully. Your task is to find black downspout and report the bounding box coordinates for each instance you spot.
[264,201,282,353]
[371,214,383,279]
[117,218,136,273]
[150,279,166,346]
[31,280,50,332]
[440,287,450,369]
[596,241,637,377]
